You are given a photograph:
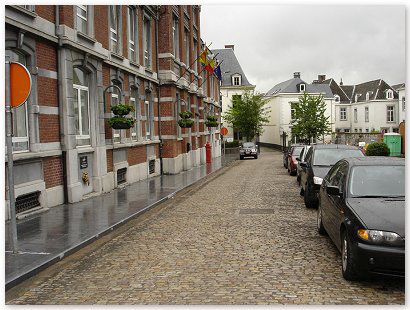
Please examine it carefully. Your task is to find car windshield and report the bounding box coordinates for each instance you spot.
[243,142,255,148]
[313,148,364,166]
[349,165,405,197]
[292,146,303,156]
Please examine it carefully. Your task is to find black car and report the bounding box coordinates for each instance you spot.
[317,157,405,280]
[239,142,258,160]
[300,144,364,208]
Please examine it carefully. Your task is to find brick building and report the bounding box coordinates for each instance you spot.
[5,5,221,219]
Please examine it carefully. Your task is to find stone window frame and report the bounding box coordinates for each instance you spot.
[176,91,182,139]
[354,107,358,123]
[127,6,139,64]
[172,13,180,60]
[143,13,152,69]
[340,107,347,121]
[75,5,95,39]
[365,106,369,122]
[334,95,340,103]
[130,83,141,141]
[109,5,122,55]
[232,74,241,86]
[387,105,395,122]
[73,67,92,146]
[183,26,190,66]
[386,89,394,100]
[6,32,39,154]
[145,91,153,140]
[402,97,405,111]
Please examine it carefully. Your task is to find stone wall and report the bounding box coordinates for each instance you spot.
[333,133,383,146]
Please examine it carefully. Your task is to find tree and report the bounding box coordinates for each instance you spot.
[291,92,331,143]
[365,142,390,156]
[223,91,270,142]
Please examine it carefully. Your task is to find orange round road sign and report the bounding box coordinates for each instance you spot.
[220,127,228,135]
[10,62,32,108]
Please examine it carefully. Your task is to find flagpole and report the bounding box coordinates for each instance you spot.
[188,58,223,89]
[174,42,213,84]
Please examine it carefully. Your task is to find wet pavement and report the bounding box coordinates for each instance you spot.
[5,153,238,289]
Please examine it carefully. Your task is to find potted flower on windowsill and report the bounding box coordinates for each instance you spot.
[205,115,219,128]
[108,103,136,130]
[178,111,194,128]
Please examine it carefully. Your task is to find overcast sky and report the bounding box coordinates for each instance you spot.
[200,5,405,93]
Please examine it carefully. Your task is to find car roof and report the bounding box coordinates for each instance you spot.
[342,156,405,166]
[311,144,360,150]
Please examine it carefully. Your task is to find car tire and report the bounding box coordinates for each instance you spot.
[300,186,304,196]
[304,182,318,208]
[297,175,301,186]
[254,155,258,159]
[240,155,244,160]
[341,231,360,281]
[317,204,327,235]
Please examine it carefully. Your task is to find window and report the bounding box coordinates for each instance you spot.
[340,107,347,121]
[402,97,405,111]
[176,92,181,138]
[128,7,138,63]
[354,108,358,123]
[233,75,241,86]
[393,128,399,133]
[73,67,91,146]
[291,102,297,120]
[184,28,190,65]
[386,89,393,99]
[110,6,120,53]
[6,50,29,152]
[111,92,120,143]
[344,129,350,133]
[334,95,340,103]
[299,83,305,92]
[365,106,369,122]
[130,88,140,140]
[145,99,152,139]
[143,17,151,68]
[387,106,395,122]
[19,5,35,12]
[366,92,370,101]
[365,128,369,133]
[193,39,198,73]
[76,5,87,34]
[172,15,179,59]
[354,129,358,133]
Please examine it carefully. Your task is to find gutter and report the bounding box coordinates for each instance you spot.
[155,6,163,175]
[55,5,68,204]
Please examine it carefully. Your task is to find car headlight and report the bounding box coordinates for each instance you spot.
[313,176,323,185]
[357,229,404,246]
[252,149,256,152]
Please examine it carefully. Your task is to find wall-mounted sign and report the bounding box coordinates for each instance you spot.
[226,137,234,142]
[80,156,88,169]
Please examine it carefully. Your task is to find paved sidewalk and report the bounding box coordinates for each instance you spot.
[5,154,237,289]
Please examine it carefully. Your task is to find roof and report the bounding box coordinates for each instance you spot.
[266,77,333,98]
[311,144,361,150]
[212,48,254,88]
[340,85,354,100]
[342,156,405,166]
[353,79,398,102]
[392,83,405,91]
[320,78,350,103]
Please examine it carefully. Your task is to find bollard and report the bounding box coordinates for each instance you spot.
[206,142,212,163]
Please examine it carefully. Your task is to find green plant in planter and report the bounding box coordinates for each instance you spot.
[109,103,135,130]
[178,110,194,128]
[205,115,219,128]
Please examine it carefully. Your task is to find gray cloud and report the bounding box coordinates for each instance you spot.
[200,5,405,92]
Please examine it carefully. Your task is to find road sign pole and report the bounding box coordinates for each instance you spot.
[5,60,19,253]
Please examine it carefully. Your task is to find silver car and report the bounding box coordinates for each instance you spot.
[239,142,258,160]
[296,145,311,185]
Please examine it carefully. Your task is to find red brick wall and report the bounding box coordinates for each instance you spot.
[38,77,58,107]
[94,6,109,50]
[43,156,63,188]
[36,5,55,23]
[39,114,60,143]
[36,41,57,71]
[127,146,147,166]
[161,120,176,136]
[122,6,128,58]
[59,5,74,28]
[106,150,113,172]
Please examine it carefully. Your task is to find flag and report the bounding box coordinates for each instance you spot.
[214,65,222,81]
[198,49,208,64]
[204,58,215,74]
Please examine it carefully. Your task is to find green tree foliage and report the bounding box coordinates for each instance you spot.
[291,92,331,143]
[365,142,390,156]
[223,91,270,142]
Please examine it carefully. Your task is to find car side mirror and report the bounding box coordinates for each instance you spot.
[296,157,300,161]
[326,185,341,196]
[300,162,307,168]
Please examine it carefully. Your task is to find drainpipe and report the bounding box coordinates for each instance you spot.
[55,5,69,204]
[155,6,163,175]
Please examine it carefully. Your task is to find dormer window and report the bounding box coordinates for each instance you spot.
[386,89,393,99]
[355,93,361,102]
[232,74,241,86]
[299,83,305,92]
[366,92,370,101]
[334,95,340,103]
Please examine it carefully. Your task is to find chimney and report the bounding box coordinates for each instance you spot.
[340,78,343,86]
[293,72,300,79]
[318,75,326,83]
[225,45,234,50]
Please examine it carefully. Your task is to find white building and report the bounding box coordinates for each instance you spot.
[260,72,335,148]
[213,45,255,141]
[392,83,406,124]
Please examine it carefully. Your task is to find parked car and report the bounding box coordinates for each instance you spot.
[296,145,311,185]
[317,157,405,280]
[239,142,258,160]
[299,144,364,208]
[287,145,304,176]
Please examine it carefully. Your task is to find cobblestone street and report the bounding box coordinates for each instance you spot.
[6,148,405,305]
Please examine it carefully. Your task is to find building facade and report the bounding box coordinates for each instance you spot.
[213,45,255,141]
[5,5,221,220]
[260,72,335,148]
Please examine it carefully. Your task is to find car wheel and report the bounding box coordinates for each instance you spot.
[254,155,258,159]
[341,231,360,281]
[304,182,318,208]
[317,204,327,235]
[240,155,243,160]
[297,175,301,186]
[300,186,304,196]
